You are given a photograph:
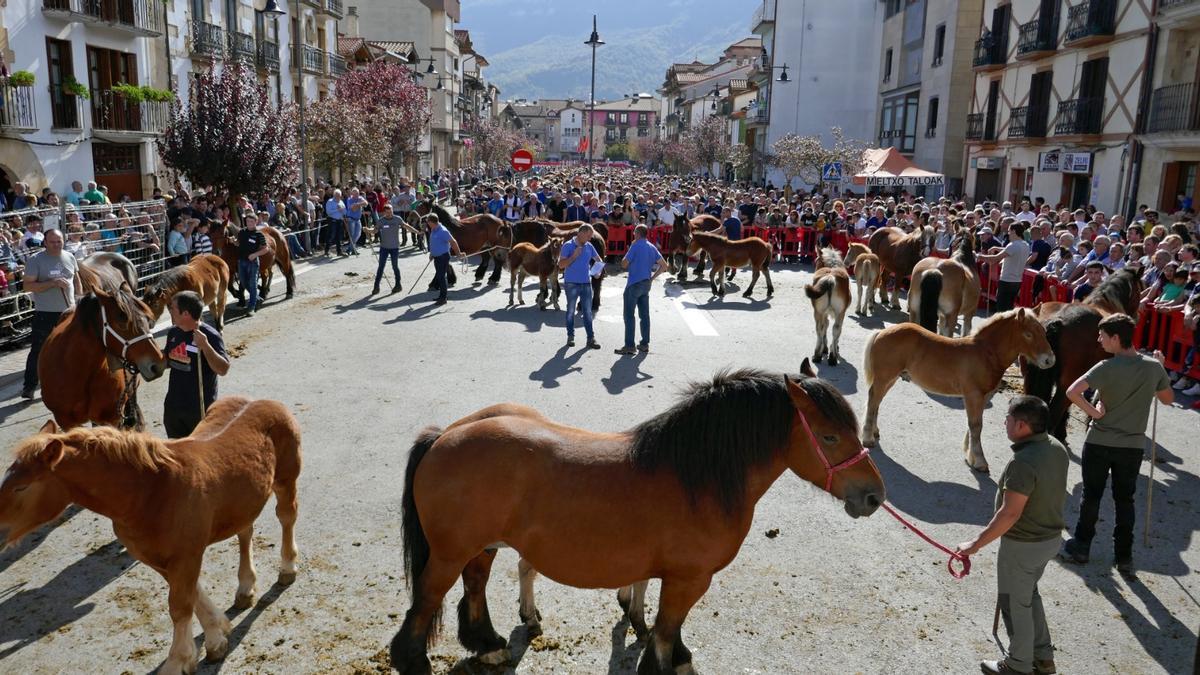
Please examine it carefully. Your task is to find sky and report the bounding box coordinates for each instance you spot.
[458,0,759,101]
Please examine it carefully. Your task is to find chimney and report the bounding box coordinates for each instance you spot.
[346,6,360,38]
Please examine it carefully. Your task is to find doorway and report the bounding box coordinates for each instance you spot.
[975,168,1001,204]
[1061,173,1090,209]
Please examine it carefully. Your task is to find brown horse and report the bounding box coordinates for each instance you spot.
[844,243,881,315]
[141,254,231,329]
[506,219,607,313]
[391,365,884,675]
[686,230,774,299]
[867,225,936,309]
[0,397,302,675]
[507,239,563,310]
[668,214,722,282]
[861,308,1056,473]
[414,200,511,284]
[908,230,980,336]
[40,256,165,430]
[806,249,853,365]
[210,224,296,302]
[1022,266,1144,441]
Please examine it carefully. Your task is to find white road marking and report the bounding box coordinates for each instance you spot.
[664,284,719,337]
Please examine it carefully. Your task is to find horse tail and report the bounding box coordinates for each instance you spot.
[401,426,444,647]
[1024,318,1061,404]
[864,330,879,387]
[918,270,942,333]
[804,275,834,300]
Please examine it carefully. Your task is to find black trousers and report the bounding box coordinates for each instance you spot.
[24,310,63,391]
[1073,442,1142,561]
[996,279,1022,312]
[432,253,450,300]
[163,406,203,439]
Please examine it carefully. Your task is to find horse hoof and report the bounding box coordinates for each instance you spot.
[861,437,877,448]
[742,291,752,298]
[277,570,297,586]
[631,619,650,641]
[966,459,990,474]
[233,592,255,610]
[478,648,510,666]
[524,619,543,638]
[828,355,839,366]
[204,637,229,662]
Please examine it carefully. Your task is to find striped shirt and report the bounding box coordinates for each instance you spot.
[191,232,213,255]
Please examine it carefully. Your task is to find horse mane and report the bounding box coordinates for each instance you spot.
[1085,267,1141,314]
[972,307,1031,335]
[693,230,728,242]
[627,369,857,513]
[818,247,845,269]
[18,427,177,471]
[426,201,458,227]
[953,230,976,268]
[145,265,188,299]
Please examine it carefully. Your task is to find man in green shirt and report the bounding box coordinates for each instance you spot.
[82,181,105,205]
[957,395,1067,675]
[1060,313,1173,576]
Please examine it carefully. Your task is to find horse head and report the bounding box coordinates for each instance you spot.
[0,420,73,548]
[80,286,166,381]
[1011,308,1056,369]
[918,225,936,257]
[785,361,885,518]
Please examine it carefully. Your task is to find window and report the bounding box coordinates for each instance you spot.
[879,91,919,153]
[883,49,893,82]
[885,0,903,18]
[46,38,78,128]
[638,128,649,137]
[606,112,616,124]
[619,112,628,124]
[926,96,939,136]
[933,24,945,66]
[605,128,617,141]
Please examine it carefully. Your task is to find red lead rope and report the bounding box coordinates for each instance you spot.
[880,502,971,579]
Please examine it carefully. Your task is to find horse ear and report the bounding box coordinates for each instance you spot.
[39,420,58,434]
[39,438,64,469]
[1017,307,1026,320]
[800,358,816,378]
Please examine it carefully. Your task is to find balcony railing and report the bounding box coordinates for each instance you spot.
[1054,97,1104,135]
[1016,15,1058,57]
[49,89,82,128]
[0,85,37,132]
[1147,83,1200,133]
[42,0,163,36]
[227,31,256,63]
[91,89,168,134]
[300,0,319,7]
[321,0,343,18]
[301,45,325,74]
[191,20,224,59]
[1065,0,1116,44]
[1161,0,1200,8]
[754,106,769,122]
[973,31,1007,69]
[966,112,985,141]
[1008,104,1049,139]
[256,40,280,71]
[328,53,348,76]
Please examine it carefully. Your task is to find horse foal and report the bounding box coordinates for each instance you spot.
[507,240,562,310]
[806,249,852,365]
[844,243,881,315]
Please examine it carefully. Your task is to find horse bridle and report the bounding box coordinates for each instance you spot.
[794,408,873,493]
[98,302,155,369]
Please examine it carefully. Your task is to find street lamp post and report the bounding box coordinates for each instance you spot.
[584,15,604,176]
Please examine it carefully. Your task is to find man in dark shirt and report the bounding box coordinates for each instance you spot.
[548,190,567,222]
[237,212,268,313]
[1027,223,1052,271]
[163,291,229,438]
[722,207,742,241]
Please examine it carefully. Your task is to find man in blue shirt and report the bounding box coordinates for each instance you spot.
[486,188,504,216]
[427,213,460,306]
[722,207,742,240]
[558,225,602,349]
[344,188,366,256]
[615,225,668,355]
[323,189,347,256]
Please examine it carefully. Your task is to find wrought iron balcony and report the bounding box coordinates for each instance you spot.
[0,84,37,132]
[1064,0,1116,46]
[91,89,168,135]
[328,53,348,77]
[966,113,985,141]
[1008,104,1049,139]
[256,40,280,71]
[973,31,1007,70]
[1054,97,1104,135]
[1147,83,1200,133]
[301,45,325,74]
[191,20,224,59]
[1016,15,1058,58]
[42,0,163,36]
[227,31,256,63]
[321,0,343,18]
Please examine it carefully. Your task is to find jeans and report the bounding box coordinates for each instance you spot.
[564,281,594,342]
[432,253,450,300]
[238,258,261,308]
[23,310,64,391]
[375,247,401,289]
[325,218,345,254]
[996,279,1022,311]
[997,536,1060,673]
[347,218,362,252]
[286,233,306,257]
[623,279,651,349]
[1073,442,1142,561]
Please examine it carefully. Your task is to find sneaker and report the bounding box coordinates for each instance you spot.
[567,338,576,347]
[1182,383,1200,397]
[980,660,1025,674]
[392,284,402,294]
[1173,377,1195,390]
[434,297,447,306]
[614,347,637,355]
[1169,370,1182,382]
[1058,538,1089,564]
[20,387,35,400]
[587,341,601,350]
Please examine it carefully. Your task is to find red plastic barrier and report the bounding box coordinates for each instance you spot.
[1017,269,1039,308]
[1134,308,1198,378]
[650,225,672,256]
[830,230,850,255]
[798,227,818,260]
[606,224,629,257]
[977,262,1000,309]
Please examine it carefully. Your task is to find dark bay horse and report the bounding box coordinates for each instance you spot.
[1022,266,1144,441]
[391,364,884,674]
[414,200,511,284]
[210,224,296,302]
[867,226,936,309]
[505,218,606,312]
[669,214,722,282]
[141,254,230,329]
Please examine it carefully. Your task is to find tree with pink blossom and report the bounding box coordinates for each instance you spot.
[333,61,432,177]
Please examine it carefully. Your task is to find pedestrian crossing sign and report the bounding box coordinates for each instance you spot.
[822,162,843,182]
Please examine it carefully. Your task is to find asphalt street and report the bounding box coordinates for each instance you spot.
[0,245,1196,674]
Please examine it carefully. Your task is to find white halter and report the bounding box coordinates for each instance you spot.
[99,302,155,362]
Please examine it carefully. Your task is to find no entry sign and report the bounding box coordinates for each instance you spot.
[510,149,533,172]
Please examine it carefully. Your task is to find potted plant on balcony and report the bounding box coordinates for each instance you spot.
[110,82,146,103]
[63,76,90,99]
[140,86,175,103]
[6,71,35,87]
